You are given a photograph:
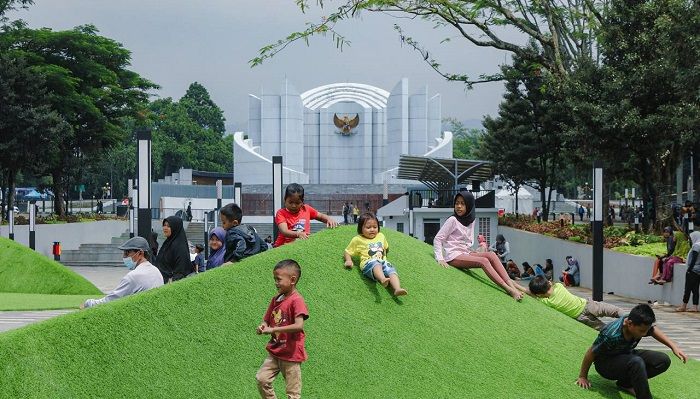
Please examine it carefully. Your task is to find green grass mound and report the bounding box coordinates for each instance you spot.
[0,293,96,311]
[0,227,698,398]
[0,236,101,295]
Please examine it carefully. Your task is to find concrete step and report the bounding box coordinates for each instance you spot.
[60,260,124,268]
[61,251,123,262]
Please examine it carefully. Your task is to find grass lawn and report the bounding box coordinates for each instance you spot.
[0,237,101,295]
[611,242,665,257]
[0,293,96,311]
[0,227,698,398]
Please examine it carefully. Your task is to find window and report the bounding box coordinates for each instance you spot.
[478,217,491,244]
[396,222,404,233]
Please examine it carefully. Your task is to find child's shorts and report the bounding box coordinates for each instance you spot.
[362,260,397,281]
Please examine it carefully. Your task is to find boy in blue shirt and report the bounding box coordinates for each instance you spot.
[575,304,687,399]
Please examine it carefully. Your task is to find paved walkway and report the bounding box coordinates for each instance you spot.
[0,266,127,333]
[569,286,700,360]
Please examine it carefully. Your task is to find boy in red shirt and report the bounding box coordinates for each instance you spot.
[274,183,337,247]
[256,259,309,399]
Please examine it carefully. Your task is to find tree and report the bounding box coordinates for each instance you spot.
[0,51,67,218]
[0,0,33,19]
[443,118,483,160]
[481,43,568,220]
[253,1,605,85]
[565,0,700,229]
[181,82,226,135]
[0,23,157,216]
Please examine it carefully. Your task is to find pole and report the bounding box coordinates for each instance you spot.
[136,128,152,241]
[234,182,242,207]
[383,172,389,206]
[29,201,36,250]
[272,156,283,242]
[8,209,14,241]
[592,161,604,301]
[216,179,223,210]
[204,212,209,259]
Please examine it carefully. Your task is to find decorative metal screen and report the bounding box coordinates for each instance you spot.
[478,217,491,244]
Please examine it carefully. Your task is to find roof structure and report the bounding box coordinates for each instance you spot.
[396,155,493,191]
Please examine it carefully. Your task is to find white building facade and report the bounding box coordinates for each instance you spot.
[234,79,453,185]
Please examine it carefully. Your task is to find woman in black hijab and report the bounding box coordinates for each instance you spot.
[155,216,192,282]
[433,190,525,300]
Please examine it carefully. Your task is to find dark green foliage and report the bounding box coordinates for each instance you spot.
[0,237,101,295]
[481,42,569,220]
[0,227,697,398]
[565,0,700,228]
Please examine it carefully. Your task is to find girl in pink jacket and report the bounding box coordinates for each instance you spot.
[433,190,524,301]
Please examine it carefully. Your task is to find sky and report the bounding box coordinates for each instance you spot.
[8,0,526,131]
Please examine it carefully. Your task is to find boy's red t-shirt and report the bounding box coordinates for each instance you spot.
[263,290,309,362]
[274,205,319,247]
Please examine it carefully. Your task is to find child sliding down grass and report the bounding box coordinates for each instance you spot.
[344,212,407,296]
[433,190,525,301]
[522,276,623,331]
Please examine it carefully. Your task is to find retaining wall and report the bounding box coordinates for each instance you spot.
[499,226,687,305]
[0,221,128,259]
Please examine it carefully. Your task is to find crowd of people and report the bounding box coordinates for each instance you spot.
[78,184,695,399]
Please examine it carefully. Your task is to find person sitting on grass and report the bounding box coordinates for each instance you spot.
[522,276,623,331]
[344,212,408,296]
[81,237,163,309]
[274,183,338,247]
[433,190,524,301]
[220,203,267,264]
[255,259,309,399]
[576,304,687,399]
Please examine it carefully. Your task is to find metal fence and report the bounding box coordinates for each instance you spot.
[407,189,496,209]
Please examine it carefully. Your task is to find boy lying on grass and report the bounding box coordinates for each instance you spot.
[519,276,623,331]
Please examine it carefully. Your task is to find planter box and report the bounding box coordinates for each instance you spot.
[499,226,686,306]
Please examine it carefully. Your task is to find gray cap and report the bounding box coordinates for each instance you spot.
[117,237,151,253]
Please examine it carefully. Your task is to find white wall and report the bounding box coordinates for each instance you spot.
[500,226,687,305]
[0,220,128,258]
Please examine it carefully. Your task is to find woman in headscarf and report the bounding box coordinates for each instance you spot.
[676,231,700,312]
[489,234,510,264]
[206,227,227,270]
[560,256,581,286]
[155,216,192,283]
[649,226,678,284]
[433,190,525,301]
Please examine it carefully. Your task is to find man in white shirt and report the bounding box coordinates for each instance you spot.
[81,237,164,309]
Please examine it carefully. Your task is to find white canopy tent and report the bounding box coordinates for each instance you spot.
[495,187,534,215]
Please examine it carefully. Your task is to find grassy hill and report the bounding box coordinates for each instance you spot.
[0,237,101,295]
[0,227,698,398]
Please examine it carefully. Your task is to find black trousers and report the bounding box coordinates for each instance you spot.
[683,271,700,305]
[594,350,671,399]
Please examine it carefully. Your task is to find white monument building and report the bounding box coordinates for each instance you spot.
[233,78,453,185]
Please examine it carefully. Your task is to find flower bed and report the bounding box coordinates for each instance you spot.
[498,214,664,250]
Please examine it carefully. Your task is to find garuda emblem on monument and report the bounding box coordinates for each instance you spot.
[333,113,360,135]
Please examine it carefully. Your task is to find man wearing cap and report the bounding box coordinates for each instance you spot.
[81,237,164,309]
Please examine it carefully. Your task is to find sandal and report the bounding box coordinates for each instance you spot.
[675,307,688,312]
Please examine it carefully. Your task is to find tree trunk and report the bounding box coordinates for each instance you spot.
[7,169,17,220]
[52,171,66,217]
[540,186,549,221]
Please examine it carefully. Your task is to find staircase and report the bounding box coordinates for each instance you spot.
[61,231,131,267]
[185,222,206,248]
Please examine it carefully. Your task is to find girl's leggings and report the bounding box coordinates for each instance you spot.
[447,251,511,289]
[682,271,700,305]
